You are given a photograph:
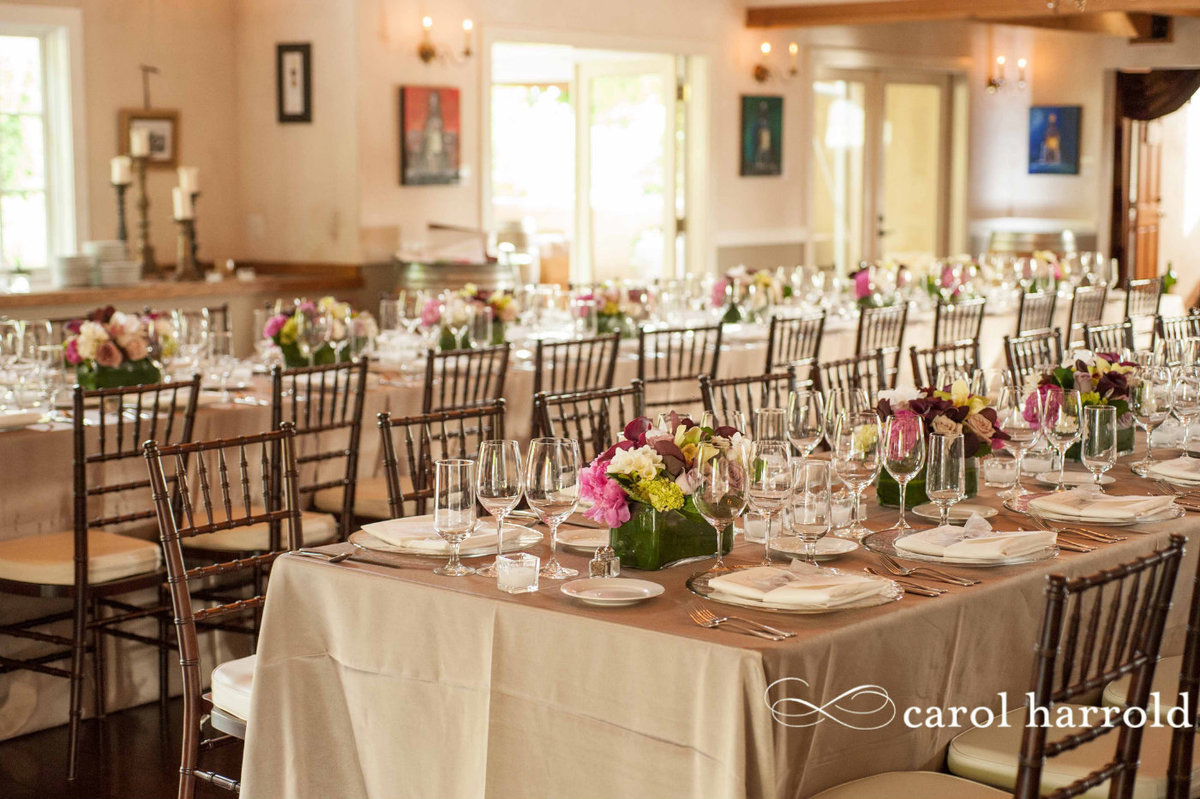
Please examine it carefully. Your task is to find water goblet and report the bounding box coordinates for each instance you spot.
[1174,366,1200,458]
[209,330,237,402]
[926,433,966,527]
[474,440,524,579]
[1081,404,1118,490]
[432,459,476,577]
[1130,365,1172,476]
[525,437,581,579]
[831,409,882,540]
[882,415,925,531]
[791,459,832,564]
[786,389,824,457]
[754,407,787,442]
[822,386,871,449]
[995,383,1043,500]
[1041,388,1082,492]
[692,445,749,571]
[747,439,791,565]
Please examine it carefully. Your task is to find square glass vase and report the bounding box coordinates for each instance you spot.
[609,498,731,571]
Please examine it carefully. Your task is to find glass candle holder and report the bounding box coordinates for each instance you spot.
[496,553,540,594]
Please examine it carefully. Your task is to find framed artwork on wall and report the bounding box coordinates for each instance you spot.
[740,95,783,177]
[118,108,179,168]
[277,43,312,123]
[400,85,461,186]
[1028,105,1081,175]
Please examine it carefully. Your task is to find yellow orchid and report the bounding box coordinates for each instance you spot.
[949,379,970,407]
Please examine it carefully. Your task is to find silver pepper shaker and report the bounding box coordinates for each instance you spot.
[589,545,620,578]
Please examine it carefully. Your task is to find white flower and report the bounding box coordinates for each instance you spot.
[76,321,109,361]
[607,446,663,482]
[879,387,921,406]
[1066,349,1095,368]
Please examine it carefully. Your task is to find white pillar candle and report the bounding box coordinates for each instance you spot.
[177,166,199,193]
[110,155,132,185]
[130,127,151,157]
[172,186,194,220]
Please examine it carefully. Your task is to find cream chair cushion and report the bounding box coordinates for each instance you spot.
[314,475,415,520]
[183,510,337,552]
[211,654,255,722]
[810,771,1010,799]
[1103,656,1182,725]
[947,705,1194,799]
[0,530,161,586]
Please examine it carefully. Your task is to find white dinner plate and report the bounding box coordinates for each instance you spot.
[1016,501,1184,528]
[1033,471,1115,488]
[912,503,998,524]
[560,577,664,606]
[686,568,902,614]
[863,528,1059,567]
[0,410,43,431]
[557,526,611,554]
[768,537,860,561]
[349,523,542,558]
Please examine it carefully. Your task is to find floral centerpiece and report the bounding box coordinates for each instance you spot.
[1028,349,1136,459]
[873,381,1010,508]
[420,284,514,350]
[576,286,636,338]
[263,297,377,368]
[712,266,787,324]
[850,265,898,309]
[579,413,749,570]
[64,306,171,389]
[922,259,979,303]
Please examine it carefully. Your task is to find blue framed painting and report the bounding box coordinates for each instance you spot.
[740,95,783,176]
[1028,105,1081,175]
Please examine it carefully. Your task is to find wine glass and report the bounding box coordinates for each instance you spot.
[747,439,791,565]
[432,459,476,577]
[525,437,581,579]
[1041,388,1083,492]
[831,409,882,540]
[753,407,787,442]
[1081,404,1117,490]
[1130,365,1172,476]
[692,445,749,572]
[791,459,832,564]
[35,343,68,421]
[208,330,237,402]
[786,390,824,457]
[1174,366,1200,459]
[823,386,871,449]
[326,309,350,363]
[296,311,329,367]
[172,309,211,373]
[474,440,524,579]
[995,383,1043,500]
[882,415,926,531]
[926,433,966,527]
[467,304,494,348]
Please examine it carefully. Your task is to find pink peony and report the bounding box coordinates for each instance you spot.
[95,340,123,368]
[580,459,631,528]
[64,339,81,365]
[420,297,441,327]
[853,269,871,300]
[263,314,287,340]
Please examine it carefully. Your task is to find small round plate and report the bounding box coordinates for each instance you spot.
[1033,471,1114,488]
[349,523,542,558]
[863,528,1059,567]
[768,537,860,561]
[912,503,998,524]
[558,526,610,554]
[0,410,43,431]
[560,577,664,606]
[685,568,902,614]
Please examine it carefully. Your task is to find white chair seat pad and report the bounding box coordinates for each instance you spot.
[810,770,1009,799]
[1103,656,1182,724]
[313,475,412,520]
[211,654,255,722]
[0,530,161,586]
[948,705,1193,799]
[184,510,337,552]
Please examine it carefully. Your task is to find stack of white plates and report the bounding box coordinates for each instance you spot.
[83,240,128,262]
[51,254,94,288]
[99,260,141,286]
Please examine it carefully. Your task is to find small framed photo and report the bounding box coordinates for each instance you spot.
[740,95,783,177]
[277,43,312,123]
[118,108,179,168]
[1029,105,1081,175]
[400,86,461,186]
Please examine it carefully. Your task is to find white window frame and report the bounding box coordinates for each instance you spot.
[0,3,86,267]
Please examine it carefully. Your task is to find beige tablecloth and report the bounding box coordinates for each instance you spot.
[241,466,1196,799]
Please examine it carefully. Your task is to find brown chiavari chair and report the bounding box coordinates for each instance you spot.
[814,351,888,401]
[909,341,981,389]
[637,323,722,416]
[1124,277,1162,321]
[1017,289,1058,335]
[1084,320,1135,354]
[1005,328,1063,388]
[699,367,796,423]
[534,382,645,464]
[933,297,987,346]
[145,424,303,799]
[764,309,825,372]
[0,378,201,779]
[422,343,511,413]
[1067,285,1108,348]
[855,303,908,386]
[812,536,1187,799]
[530,333,620,435]
[378,400,507,518]
[1153,311,1200,351]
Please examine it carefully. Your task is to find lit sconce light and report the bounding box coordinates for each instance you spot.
[417,15,474,64]
[1016,58,1028,89]
[753,40,799,83]
[987,54,1028,94]
[788,42,799,77]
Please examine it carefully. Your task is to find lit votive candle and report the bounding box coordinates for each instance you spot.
[496,553,539,594]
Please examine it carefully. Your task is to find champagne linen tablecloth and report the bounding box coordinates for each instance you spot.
[241,467,1198,799]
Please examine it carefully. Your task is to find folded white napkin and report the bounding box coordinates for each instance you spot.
[1147,457,1200,485]
[1028,488,1176,522]
[708,564,891,609]
[362,515,518,554]
[895,513,1055,561]
[0,409,43,429]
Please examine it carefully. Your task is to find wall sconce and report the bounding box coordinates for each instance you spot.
[418,15,473,64]
[754,40,799,83]
[986,55,1027,93]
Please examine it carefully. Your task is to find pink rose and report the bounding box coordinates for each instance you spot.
[711,279,730,308]
[123,337,148,361]
[263,314,287,340]
[64,339,81,365]
[853,269,871,300]
[420,298,441,327]
[95,340,123,368]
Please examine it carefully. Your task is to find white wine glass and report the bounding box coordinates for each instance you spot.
[747,439,791,565]
[753,407,787,442]
[692,446,749,572]
[786,389,824,457]
[432,459,476,577]
[1041,388,1083,492]
[926,433,966,527]
[1130,365,1172,476]
[525,437,581,579]
[1174,366,1200,459]
[882,415,925,531]
[822,386,871,449]
[995,383,1043,500]
[1081,404,1117,491]
[791,459,832,564]
[831,409,882,540]
[474,440,524,579]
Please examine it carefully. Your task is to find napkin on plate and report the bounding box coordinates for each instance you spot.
[708,564,891,609]
[1147,457,1200,485]
[0,409,43,429]
[362,515,518,554]
[1027,487,1176,523]
[895,513,1055,561]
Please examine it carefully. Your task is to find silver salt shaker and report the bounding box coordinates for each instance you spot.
[589,545,620,578]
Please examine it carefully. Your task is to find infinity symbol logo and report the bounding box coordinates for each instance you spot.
[763,678,896,730]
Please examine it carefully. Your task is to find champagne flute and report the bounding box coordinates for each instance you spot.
[1174,366,1200,459]
[995,383,1043,500]
[791,459,832,564]
[882,415,926,531]
[1041,388,1083,492]
[747,439,791,565]
[1081,405,1118,490]
[525,437,581,579]
[432,459,476,577]
[753,407,787,442]
[692,445,749,572]
[474,440,524,579]
[926,433,966,527]
[831,409,882,540]
[786,389,824,456]
[1130,365,1172,476]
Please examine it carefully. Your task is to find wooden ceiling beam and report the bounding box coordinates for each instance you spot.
[746,0,1200,28]
[992,12,1158,37]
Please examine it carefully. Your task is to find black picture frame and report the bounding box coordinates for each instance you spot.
[276,43,312,123]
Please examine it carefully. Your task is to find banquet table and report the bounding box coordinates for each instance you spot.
[240,463,1197,799]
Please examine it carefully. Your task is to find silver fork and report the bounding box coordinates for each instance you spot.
[876,553,979,586]
[863,566,946,595]
[687,606,786,641]
[690,604,795,638]
[297,548,354,564]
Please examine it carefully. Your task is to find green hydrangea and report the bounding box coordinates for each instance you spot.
[637,478,684,513]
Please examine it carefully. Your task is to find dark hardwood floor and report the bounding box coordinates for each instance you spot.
[0,699,241,799]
